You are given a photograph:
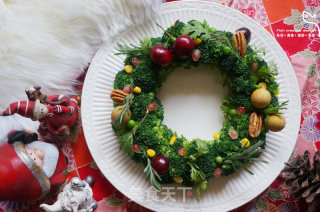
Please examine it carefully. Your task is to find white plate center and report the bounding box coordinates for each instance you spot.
[156,64,228,141]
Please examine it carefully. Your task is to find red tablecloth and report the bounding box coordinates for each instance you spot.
[1,0,320,211]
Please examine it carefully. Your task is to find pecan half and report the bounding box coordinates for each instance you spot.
[110,89,130,105]
[232,31,247,57]
[249,112,262,138]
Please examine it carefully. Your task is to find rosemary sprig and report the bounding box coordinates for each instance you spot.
[115,36,152,58]
[144,157,162,191]
[119,131,134,157]
[224,140,267,175]
[264,100,288,115]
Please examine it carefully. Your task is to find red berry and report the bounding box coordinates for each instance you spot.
[192,49,201,62]
[213,168,222,178]
[150,45,172,67]
[172,35,195,59]
[236,27,251,44]
[147,102,158,112]
[133,144,141,153]
[132,58,141,66]
[178,147,185,157]
[123,84,131,94]
[151,154,169,176]
[237,107,246,115]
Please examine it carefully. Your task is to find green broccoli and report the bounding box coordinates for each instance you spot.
[267,81,279,96]
[218,53,240,76]
[227,93,253,110]
[167,149,190,179]
[198,39,224,64]
[195,145,217,178]
[157,125,174,142]
[231,73,257,95]
[131,59,161,93]
[131,94,164,121]
[235,114,250,139]
[114,70,132,90]
[269,95,279,108]
[134,124,160,148]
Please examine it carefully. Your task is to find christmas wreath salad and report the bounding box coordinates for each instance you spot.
[110,20,287,200]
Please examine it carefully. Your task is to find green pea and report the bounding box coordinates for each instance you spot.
[229,109,237,116]
[148,92,155,98]
[222,164,231,170]
[152,126,160,133]
[215,156,223,164]
[223,46,231,54]
[127,120,136,128]
[209,27,217,33]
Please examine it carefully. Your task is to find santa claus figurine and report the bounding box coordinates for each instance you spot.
[0,86,80,140]
[0,130,68,202]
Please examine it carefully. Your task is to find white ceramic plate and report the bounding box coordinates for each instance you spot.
[82,1,301,211]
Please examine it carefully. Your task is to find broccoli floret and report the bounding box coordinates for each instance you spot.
[198,40,224,64]
[214,140,240,158]
[157,125,174,142]
[134,124,172,149]
[131,94,164,121]
[134,124,160,148]
[168,150,189,178]
[131,59,161,93]
[235,114,250,139]
[233,61,251,76]
[218,53,239,76]
[114,70,132,90]
[195,145,217,178]
[231,73,257,95]
[219,122,234,144]
[267,81,279,96]
[227,93,253,110]
[161,21,186,48]
[268,95,279,108]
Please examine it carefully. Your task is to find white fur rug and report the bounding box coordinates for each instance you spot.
[0,0,161,142]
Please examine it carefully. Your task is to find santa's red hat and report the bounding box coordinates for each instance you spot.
[0,142,67,202]
[0,99,47,121]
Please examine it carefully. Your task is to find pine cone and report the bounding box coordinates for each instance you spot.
[282,151,320,212]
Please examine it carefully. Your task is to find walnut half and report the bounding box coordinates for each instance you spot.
[249,112,262,138]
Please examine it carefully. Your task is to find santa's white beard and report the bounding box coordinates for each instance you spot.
[0,0,161,134]
[27,141,59,178]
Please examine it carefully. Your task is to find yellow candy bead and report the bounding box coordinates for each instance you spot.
[147,149,156,157]
[213,132,220,140]
[133,86,141,94]
[173,176,183,184]
[124,65,133,74]
[241,138,250,148]
[258,82,267,90]
[170,136,177,145]
[193,38,202,45]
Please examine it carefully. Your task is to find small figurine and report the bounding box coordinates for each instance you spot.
[40,176,97,212]
[0,130,68,202]
[0,86,81,141]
